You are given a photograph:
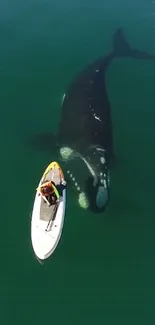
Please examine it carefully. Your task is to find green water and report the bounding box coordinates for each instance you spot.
[1,1,155,324]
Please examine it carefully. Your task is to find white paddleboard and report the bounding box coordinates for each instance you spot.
[31,161,66,261]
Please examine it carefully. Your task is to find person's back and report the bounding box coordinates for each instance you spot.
[41,181,60,204]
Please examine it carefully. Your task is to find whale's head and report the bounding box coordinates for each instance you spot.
[83,145,110,213]
[60,146,110,213]
[85,166,110,213]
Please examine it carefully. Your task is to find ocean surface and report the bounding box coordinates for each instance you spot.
[1,1,155,324]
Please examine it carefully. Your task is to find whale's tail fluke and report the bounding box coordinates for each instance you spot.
[113,27,155,60]
[28,27,155,155]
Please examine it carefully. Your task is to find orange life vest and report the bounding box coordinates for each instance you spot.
[40,182,55,196]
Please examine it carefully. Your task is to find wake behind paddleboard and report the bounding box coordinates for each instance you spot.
[31,161,67,261]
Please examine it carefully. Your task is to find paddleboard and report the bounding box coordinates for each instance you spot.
[31,161,67,261]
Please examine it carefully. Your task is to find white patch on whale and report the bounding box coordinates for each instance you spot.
[96,147,105,153]
[96,186,108,208]
[60,147,73,160]
[93,113,101,122]
[100,157,105,164]
[78,192,89,209]
[66,169,81,192]
[61,93,66,105]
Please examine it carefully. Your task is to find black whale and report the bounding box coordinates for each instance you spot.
[31,28,155,213]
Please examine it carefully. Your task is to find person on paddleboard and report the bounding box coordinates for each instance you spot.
[39,181,60,205]
[39,180,67,205]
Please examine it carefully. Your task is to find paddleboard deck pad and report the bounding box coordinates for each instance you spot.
[31,161,66,261]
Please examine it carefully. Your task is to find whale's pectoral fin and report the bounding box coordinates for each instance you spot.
[28,132,59,152]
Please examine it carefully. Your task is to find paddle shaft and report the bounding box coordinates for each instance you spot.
[39,192,50,206]
[45,200,59,232]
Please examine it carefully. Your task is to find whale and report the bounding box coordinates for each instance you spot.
[30,28,155,213]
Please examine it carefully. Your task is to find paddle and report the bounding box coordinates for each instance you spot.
[38,191,50,206]
[45,199,60,232]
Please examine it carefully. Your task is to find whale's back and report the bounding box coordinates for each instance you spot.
[57,58,113,159]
